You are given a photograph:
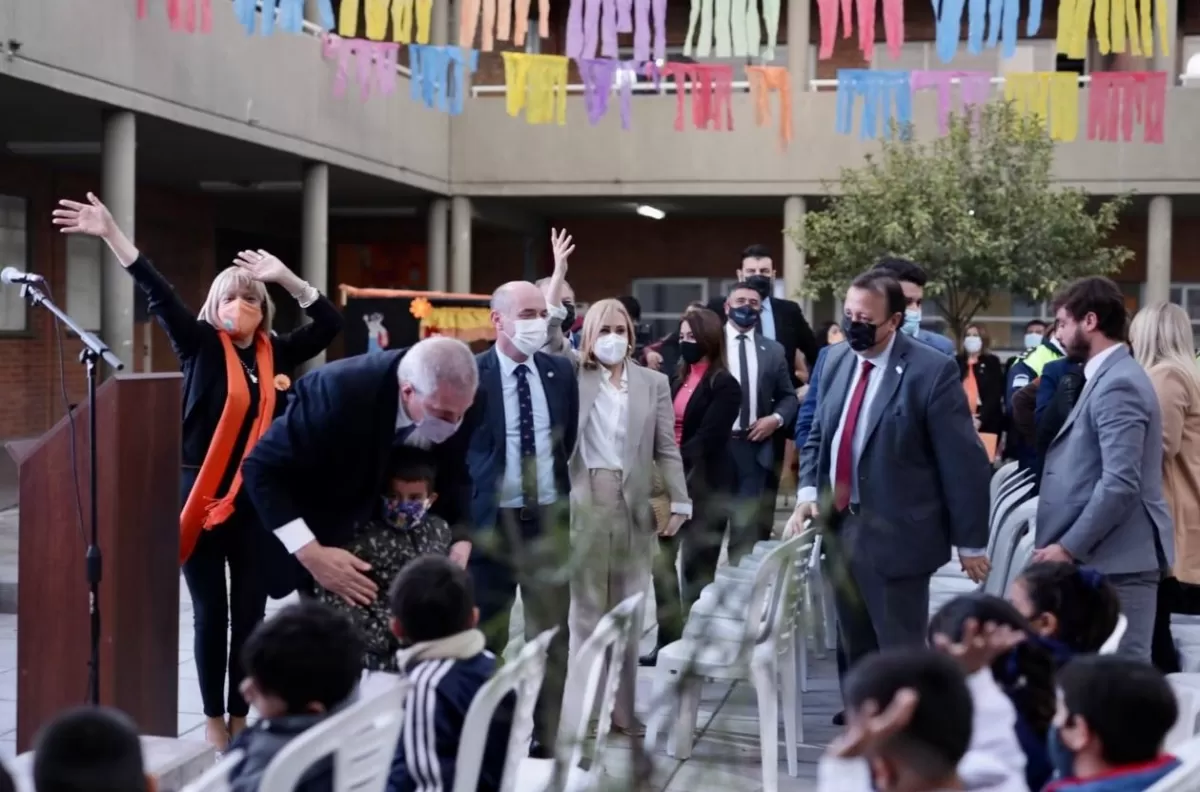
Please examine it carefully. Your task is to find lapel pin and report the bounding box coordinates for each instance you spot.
[547,371,554,378]
[895,365,903,375]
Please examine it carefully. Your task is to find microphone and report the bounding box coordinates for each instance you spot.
[1,267,45,286]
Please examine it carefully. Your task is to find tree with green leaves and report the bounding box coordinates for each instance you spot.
[789,100,1132,340]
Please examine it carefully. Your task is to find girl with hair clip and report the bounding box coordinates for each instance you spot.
[1009,562,1121,655]
[53,193,343,751]
[930,592,1061,792]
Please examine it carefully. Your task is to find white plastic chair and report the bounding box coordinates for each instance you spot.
[518,594,644,792]
[1148,731,1200,791]
[1001,532,1035,594]
[1166,676,1200,751]
[1098,613,1129,655]
[983,498,1038,597]
[258,677,408,792]
[989,469,1032,527]
[180,750,244,792]
[986,480,1035,559]
[989,461,1019,507]
[645,533,812,792]
[454,627,558,792]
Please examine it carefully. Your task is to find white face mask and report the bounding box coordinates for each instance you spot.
[1024,333,1043,350]
[413,413,461,444]
[594,334,628,365]
[507,317,548,357]
[963,336,983,355]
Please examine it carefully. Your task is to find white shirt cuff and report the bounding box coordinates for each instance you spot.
[797,486,817,504]
[275,518,316,554]
[292,284,320,308]
[771,412,783,426]
[816,755,874,792]
[670,502,692,518]
[957,547,987,558]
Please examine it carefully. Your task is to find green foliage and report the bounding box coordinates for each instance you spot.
[789,100,1132,339]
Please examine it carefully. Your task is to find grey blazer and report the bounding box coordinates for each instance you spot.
[734,332,800,469]
[799,333,991,578]
[1036,345,1173,575]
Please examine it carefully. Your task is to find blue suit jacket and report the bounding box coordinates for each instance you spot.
[465,347,579,532]
[1034,357,1079,423]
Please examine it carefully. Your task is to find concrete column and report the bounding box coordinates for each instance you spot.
[782,196,806,304]
[427,198,449,291]
[786,0,810,90]
[1153,0,1178,82]
[300,162,330,369]
[101,111,136,369]
[1146,195,1172,306]
[450,196,472,293]
[431,0,450,45]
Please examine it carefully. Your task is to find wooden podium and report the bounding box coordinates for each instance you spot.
[6,373,182,752]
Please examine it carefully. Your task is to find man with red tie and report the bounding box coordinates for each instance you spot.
[784,270,990,692]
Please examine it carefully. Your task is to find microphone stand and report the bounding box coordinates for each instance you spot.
[16,280,124,707]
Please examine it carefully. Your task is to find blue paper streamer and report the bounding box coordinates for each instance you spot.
[317,0,335,30]
[410,45,479,115]
[934,0,1021,62]
[233,0,256,33]
[835,70,912,141]
[234,0,308,35]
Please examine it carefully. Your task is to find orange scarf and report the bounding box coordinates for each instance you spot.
[179,332,276,564]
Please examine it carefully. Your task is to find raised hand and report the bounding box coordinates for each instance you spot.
[826,689,919,759]
[550,227,574,274]
[931,618,1025,675]
[52,192,116,238]
[234,249,293,285]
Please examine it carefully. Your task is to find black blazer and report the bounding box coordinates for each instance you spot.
[957,353,1006,435]
[242,348,473,595]
[672,369,741,500]
[706,295,819,382]
[464,347,579,531]
[128,256,343,499]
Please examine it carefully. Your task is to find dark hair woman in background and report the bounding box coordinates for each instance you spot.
[54,193,343,751]
[641,307,740,666]
[958,323,1005,445]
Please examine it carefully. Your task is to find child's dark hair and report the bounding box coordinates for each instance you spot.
[33,707,144,792]
[928,593,1057,736]
[385,449,437,488]
[389,555,475,643]
[1058,655,1176,766]
[844,648,973,782]
[241,601,363,715]
[1018,562,1120,652]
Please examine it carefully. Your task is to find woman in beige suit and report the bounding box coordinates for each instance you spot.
[566,298,690,735]
[1130,302,1200,672]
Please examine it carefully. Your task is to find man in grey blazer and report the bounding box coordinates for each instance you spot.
[723,282,799,562]
[784,271,991,674]
[1034,277,1173,660]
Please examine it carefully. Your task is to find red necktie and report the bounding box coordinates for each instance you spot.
[834,359,874,511]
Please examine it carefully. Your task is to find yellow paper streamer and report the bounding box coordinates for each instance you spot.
[420,307,496,342]
[337,0,432,43]
[1056,0,1169,59]
[1004,72,1079,142]
[502,52,568,125]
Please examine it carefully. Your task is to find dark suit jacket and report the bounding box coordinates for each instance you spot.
[672,369,741,501]
[706,296,819,382]
[242,349,472,595]
[465,347,579,532]
[957,353,1006,435]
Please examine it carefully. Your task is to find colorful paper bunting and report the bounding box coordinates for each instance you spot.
[815,0,904,62]
[835,69,912,140]
[1057,0,1170,60]
[579,59,640,129]
[321,34,402,98]
[1087,71,1166,143]
[682,0,784,59]
[233,0,304,35]
[932,0,1024,62]
[1004,72,1079,142]
[647,62,734,132]
[910,71,993,134]
[746,66,792,148]
[138,0,214,33]
[461,0,549,49]
[502,53,569,125]
[566,0,665,60]
[337,0,433,43]
[409,45,479,114]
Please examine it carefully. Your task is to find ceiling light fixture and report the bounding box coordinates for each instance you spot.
[636,204,666,220]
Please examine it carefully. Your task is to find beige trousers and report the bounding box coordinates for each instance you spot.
[567,469,654,728]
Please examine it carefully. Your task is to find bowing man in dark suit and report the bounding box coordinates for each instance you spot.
[464,280,578,756]
[242,337,478,603]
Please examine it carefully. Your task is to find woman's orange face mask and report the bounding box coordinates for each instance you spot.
[217,296,262,340]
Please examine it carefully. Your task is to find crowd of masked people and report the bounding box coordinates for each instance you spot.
[34,192,1200,792]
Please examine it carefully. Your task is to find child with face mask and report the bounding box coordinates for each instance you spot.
[316,451,451,672]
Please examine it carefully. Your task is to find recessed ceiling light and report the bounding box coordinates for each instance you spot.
[636,204,666,220]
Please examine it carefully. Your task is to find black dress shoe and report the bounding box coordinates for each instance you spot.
[638,649,660,667]
[832,711,846,726]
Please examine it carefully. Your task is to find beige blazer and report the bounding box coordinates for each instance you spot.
[568,362,690,531]
[1150,365,1200,584]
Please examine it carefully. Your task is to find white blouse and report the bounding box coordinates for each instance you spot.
[581,366,628,471]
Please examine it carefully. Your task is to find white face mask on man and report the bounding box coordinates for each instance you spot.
[593,334,628,365]
[506,317,548,357]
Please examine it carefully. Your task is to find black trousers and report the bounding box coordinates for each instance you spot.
[182,505,268,718]
[468,506,570,751]
[1152,577,1200,673]
[651,508,727,649]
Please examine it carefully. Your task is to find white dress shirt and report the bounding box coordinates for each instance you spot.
[1084,341,1122,381]
[581,366,628,471]
[759,298,776,341]
[496,348,558,508]
[726,322,760,431]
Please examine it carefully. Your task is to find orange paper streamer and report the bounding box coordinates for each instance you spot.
[746,66,792,148]
[463,0,549,48]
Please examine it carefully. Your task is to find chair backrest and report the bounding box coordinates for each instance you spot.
[743,531,813,653]
[987,479,1034,556]
[1145,757,1200,792]
[1002,532,1035,594]
[1099,613,1129,655]
[983,498,1038,596]
[258,677,408,792]
[454,627,558,792]
[181,750,244,792]
[989,460,1019,506]
[990,467,1031,522]
[557,594,645,789]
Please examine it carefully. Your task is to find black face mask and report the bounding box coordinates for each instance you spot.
[561,303,576,330]
[745,275,772,300]
[842,317,879,352]
[729,305,760,330]
[679,340,704,365]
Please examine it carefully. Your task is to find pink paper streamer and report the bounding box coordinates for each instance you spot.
[655,62,734,132]
[164,0,212,32]
[322,35,400,100]
[138,0,148,19]
[1087,72,1167,144]
[910,70,993,134]
[816,0,904,61]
